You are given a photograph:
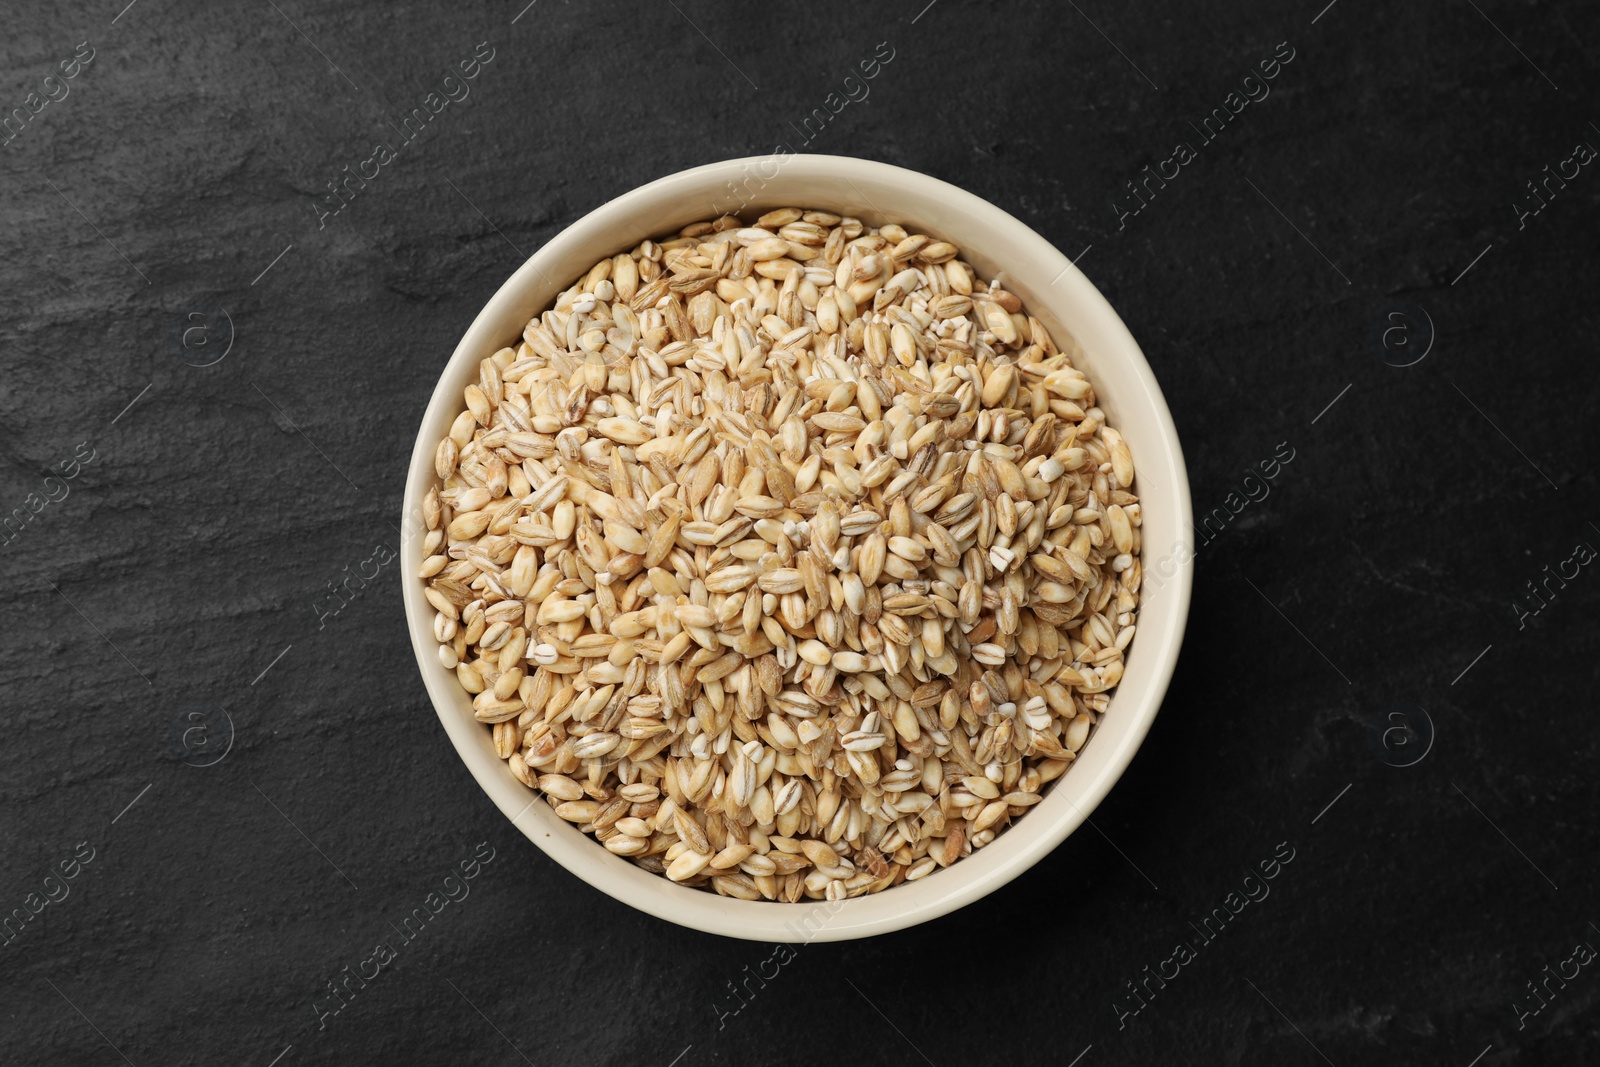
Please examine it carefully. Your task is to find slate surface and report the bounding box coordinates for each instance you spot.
[2,0,1598,1064]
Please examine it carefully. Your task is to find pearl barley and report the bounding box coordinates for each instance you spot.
[422,207,1140,902]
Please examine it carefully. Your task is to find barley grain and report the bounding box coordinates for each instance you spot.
[424,207,1140,901]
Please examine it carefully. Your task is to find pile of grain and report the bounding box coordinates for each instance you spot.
[420,208,1140,901]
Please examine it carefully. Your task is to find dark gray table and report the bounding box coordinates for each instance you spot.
[4,1,1597,1063]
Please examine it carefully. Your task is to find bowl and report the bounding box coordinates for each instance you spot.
[401,154,1192,942]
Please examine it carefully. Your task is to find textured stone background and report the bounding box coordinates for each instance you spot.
[3,0,1598,1064]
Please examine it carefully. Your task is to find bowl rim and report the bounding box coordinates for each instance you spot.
[401,153,1193,941]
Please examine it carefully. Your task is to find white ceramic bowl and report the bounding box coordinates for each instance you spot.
[402,155,1192,942]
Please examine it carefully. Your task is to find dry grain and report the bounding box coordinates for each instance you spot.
[422,208,1142,901]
